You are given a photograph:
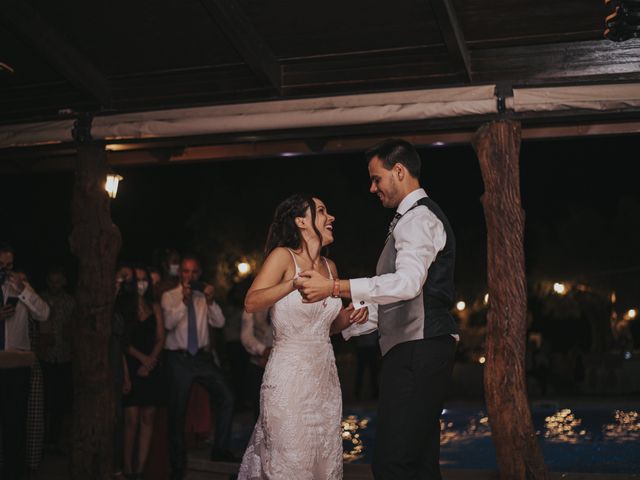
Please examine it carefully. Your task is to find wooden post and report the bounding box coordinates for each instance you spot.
[69,120,121,479]
[472,120,547,480]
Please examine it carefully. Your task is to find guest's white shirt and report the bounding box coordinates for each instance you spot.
[343,188,446,340]
[241,309,273,365]
[2,282,50,351]
[161,285,225,351]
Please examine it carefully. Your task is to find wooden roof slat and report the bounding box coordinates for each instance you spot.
[427,0,472,82]
[0,0,111,107]
[199,0,282,93]
[472,39,640,83]
[0,0,637,125]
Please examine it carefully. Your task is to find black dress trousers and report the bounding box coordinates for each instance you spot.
[372,335,456,480]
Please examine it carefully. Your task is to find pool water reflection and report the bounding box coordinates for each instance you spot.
[340,404,640,474]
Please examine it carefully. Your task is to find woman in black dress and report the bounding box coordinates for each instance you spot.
[122,266,166,479]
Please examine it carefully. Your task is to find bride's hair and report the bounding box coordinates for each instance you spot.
[264,193,326,257]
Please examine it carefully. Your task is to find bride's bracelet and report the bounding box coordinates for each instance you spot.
[331,278,340,298]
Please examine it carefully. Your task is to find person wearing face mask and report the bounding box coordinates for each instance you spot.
[112,263,137,480]
[121,265,166,480]
[0,242,50,480]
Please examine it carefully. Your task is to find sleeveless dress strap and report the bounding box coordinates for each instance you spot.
[286,248,301,276]
[322,257,333,280]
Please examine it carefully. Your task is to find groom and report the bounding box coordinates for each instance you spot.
[297,138,459,479]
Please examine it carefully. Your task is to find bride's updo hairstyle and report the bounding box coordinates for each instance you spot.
[264,193,325,257]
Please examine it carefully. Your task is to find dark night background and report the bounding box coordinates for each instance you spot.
[3,134,640,316]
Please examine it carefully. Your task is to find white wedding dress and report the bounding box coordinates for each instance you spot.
[238,252,343,479]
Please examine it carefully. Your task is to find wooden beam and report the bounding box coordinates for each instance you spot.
[199,0,281,92]
[0,0,111,106]
[427,0,472,82]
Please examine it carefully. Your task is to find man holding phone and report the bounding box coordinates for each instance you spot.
[0,242,50,480]
[161,254,235,480]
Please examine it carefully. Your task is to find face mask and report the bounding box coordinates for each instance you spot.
[137,280,149,296]
[169,264,180,277]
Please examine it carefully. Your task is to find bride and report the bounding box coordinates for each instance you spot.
[238,193,369,479]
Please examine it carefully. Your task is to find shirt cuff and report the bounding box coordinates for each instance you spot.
[341,302,378,340]
[18,286,35,304]
[349,278,370,309]
[342,321,377,341]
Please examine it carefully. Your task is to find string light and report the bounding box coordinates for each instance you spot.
[237,262,251,275]
[553,282,567,295]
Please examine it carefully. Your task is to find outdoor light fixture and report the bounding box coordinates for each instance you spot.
[105,173,123,199]
[483,293,489,305]
[553,282,567,295]
[478,356,486,365]
[237,262,251,275]
[456,301,466,311]
[627,309,637,319]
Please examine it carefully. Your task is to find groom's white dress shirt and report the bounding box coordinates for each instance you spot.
[343,188,447,340]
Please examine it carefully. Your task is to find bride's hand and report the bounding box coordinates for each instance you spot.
[292,276,304,290]
[296,270,332,303]
[348,303,369,325]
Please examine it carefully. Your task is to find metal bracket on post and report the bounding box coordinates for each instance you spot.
[72,112,94,144]
[495,84,514,116]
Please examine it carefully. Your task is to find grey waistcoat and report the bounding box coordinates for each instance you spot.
[376,197,460,356]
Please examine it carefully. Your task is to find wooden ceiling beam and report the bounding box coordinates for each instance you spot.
[427,0,472,82]
[199,0,282,93]
[0,0,111,107]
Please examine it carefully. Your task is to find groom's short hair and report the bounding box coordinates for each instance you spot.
[365,139,421,178]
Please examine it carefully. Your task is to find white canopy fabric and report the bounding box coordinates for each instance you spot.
[1,83,639,149]
[0,85,497,148]
[510,84,640,112]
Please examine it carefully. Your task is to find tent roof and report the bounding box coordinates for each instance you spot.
[0,0,639,169]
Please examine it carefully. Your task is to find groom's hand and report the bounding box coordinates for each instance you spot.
[296,270,333,303]
[347,303,369,325]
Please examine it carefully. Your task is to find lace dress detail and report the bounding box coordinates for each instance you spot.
[238,252,343,479]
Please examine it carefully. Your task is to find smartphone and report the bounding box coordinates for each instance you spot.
[6,297,19,307]
[189,281,206,292]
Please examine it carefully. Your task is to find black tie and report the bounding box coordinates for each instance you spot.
[387,212,402,238]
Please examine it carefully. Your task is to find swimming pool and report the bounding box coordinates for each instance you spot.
[341,402,640,474]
